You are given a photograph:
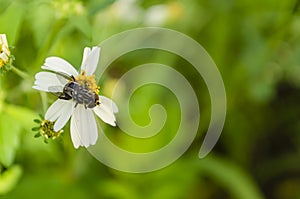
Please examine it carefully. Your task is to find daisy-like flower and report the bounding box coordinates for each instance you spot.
[33,46,118,148]
[0,34,13,69]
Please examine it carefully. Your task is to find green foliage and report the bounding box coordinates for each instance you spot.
[0,0,299,198]
[0,113,21,167]
[0,1,25,45]
[3,104,37,131]
[198,156,264,199]
[0,165,22,195]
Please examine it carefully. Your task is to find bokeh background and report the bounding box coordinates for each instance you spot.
[0,0,300,198]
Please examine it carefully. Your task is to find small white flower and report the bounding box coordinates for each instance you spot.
[0,34,11,67]
[144,5,169,26]
[33,46,118,148]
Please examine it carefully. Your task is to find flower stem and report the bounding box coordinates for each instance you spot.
[11,65,30,80]
[40,92,48,113]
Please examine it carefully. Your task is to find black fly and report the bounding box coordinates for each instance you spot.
[48,71,100,109]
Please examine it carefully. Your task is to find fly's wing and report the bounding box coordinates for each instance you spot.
[48,85,65,98]
[44,69,74,84]
[48,85,64,93]
[49,85,73,100]
[44,70,74,99]
[46,72,68,94]
[45,70,71,93]
[53,71,74,82]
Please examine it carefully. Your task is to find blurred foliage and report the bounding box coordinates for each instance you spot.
[0,0,299,198]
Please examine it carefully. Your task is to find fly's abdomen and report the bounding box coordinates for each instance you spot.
[62,81,98,108]
[73,84,97,108]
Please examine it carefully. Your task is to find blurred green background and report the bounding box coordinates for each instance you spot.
[1,0,300,198]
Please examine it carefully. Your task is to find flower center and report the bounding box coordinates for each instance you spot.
[40,120,63,139]
[75,70,100,94]
[0,60,4,68]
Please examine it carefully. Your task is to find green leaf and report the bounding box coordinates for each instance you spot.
[3,104,37,131]
[0,0,10,13]
[198,155,264,199]
[69,15,92,39]
[0,165,22,195]
[0,113,21,167]
[87,0,116,16]
[28,2,56,49]
[0,1,25,45]
[97,180,139,199]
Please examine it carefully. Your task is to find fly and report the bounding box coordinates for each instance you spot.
[48,71,100,109]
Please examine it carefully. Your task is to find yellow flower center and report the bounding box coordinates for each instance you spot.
[40,120,63,139]
[75,70,100,94]
[0,60,4,68]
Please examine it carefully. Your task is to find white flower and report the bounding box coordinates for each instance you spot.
[112,0,143,23]
[33,46,118,148]
[0,34,11,67]
[144,5,169,26]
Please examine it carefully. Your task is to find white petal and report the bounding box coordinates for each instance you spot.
[71,106,98,148]
[42,57,78,77]
[70,115,81,149]
[99,95,118,113]
[35,71,67,84]
[80,46,100,75]
[33,71,66,92]
[32,85,51,92]
[53,101,74,131]
[81,47,91,68]
[0,53,9,61]
[45,99,70,121]
[93,105,116,126]
[0,34,8,46]
[45,100,65,121]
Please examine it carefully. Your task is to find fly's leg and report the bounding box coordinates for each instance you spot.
[58,94,72,100]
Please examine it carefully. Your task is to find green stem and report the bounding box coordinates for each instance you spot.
[40,92,48,113]
[11,65,31,80]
